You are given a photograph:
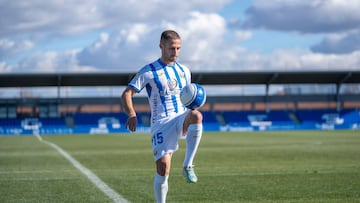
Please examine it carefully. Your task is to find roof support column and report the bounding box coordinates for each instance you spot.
[336,83,340,112]
[57,75,61,112]
[265,84,270,112]
[265,73,278,112]
[336,72,352,112]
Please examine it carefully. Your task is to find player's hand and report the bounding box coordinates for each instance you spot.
[125,116,138,132]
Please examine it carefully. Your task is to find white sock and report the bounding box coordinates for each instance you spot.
[154,173,168,203]
[183,123,203,167]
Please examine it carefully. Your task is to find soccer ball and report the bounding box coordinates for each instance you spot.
[180,83,206,109]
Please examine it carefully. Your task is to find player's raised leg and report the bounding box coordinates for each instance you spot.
[183,110,203,183]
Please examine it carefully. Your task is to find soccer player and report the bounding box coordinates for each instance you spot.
[121,30,203,203]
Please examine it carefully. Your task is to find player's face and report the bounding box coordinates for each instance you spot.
[160,39,181,65]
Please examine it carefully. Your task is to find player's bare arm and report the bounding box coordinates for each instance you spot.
[121,87,138,132]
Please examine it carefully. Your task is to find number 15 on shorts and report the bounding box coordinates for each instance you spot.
[152,132,164,146]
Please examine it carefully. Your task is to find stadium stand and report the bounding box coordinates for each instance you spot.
[202,111,220,131]
[0,72,359,135]
[216,109,360,132]
[0,109,359,135]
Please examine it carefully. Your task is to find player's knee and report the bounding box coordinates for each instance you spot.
[189,110,202,123]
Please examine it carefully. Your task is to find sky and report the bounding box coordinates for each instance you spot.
[1,0,360,75]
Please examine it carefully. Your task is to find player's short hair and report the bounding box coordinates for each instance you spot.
[160,30,181,44]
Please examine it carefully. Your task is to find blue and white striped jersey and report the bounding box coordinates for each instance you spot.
[128,59,191,126]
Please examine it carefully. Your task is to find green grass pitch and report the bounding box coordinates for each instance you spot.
[1,130,360,202]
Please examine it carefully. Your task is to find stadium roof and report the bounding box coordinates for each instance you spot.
[1,71,360,87]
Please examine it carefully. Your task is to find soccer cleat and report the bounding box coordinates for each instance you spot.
[183,166,198,183]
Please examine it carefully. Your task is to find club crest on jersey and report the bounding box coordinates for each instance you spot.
[167,79,178,90]
[160,78,180,96]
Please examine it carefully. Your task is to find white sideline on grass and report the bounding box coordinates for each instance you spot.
[34,133,129,203]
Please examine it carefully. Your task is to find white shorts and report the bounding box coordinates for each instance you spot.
[151,112,188,161]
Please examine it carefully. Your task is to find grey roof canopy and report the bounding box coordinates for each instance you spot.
[1,71,359,87]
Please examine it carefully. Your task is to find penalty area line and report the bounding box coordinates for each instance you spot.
[34,133,129,203]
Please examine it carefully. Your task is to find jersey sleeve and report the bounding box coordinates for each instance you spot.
[128,68,149,93]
